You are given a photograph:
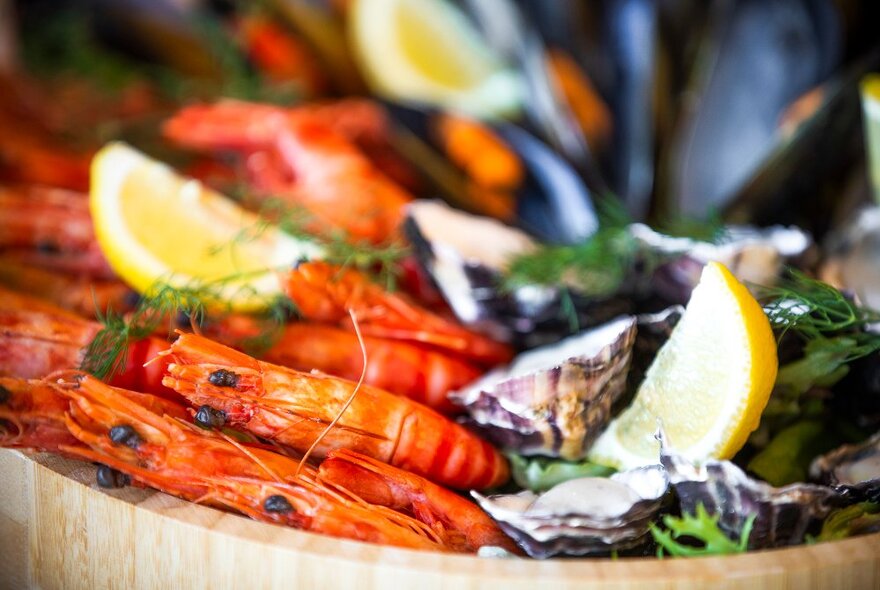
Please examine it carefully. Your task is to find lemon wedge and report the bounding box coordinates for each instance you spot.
[90,143,317,310]
[348,0,523,118]
[588,262,778,470]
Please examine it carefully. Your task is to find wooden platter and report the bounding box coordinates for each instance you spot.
[1,449,879,590]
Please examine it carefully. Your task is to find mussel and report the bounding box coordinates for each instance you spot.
[472,463,668,558]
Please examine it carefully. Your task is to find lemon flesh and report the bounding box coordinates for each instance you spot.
[588,262,778,470]
[90,143,316,310]
[348,0,523,118]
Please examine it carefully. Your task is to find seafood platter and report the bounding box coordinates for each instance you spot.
[1,0,880,587]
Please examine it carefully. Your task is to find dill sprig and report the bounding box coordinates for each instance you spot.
[80,270,295,380]
[651,504,755,558]
[503,199,730,298]
[81,283,207,380]
[222,197,410,290]
[503,198,637,296]
[760,270,880,342]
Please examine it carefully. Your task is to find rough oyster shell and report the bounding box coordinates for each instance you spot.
[809,431,880,503]
[661,442,836,548]
[404,200,630,347]
[820,206,880,311]
[451,316,637,460]
[472,464,668,558]
[633,223,812,303]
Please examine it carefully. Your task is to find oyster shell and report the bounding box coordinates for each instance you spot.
[451,316,636,460]
[809,431,880,503]
[405,200,629,347]
[661,442,836,548]
[472,464,668,558]
[405,200,556,343]
[633,223,812,292]
[820,205,880,311]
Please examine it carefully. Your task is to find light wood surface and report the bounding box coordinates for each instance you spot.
[1,449,878,590]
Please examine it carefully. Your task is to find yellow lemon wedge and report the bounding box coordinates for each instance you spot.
[90,143,318,311]
[588,262,778,470]
[348,0,523,118]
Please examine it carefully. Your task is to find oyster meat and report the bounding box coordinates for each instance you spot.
[661,441,836,548]
[472,464,668,558]
[810,431,880,503]
[452,316,637,460]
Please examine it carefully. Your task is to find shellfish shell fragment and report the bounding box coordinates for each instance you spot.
[661,442,836,548]
[451,316,637,460]
[810,431,880,503]
[472,464,668,558]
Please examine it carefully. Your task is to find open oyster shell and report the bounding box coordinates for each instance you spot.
[634,223,812,303]
[404,200,629,347]
[472,464,668,558]
[451,316,636,460]
[810,431,880,503]
[661,442,836,548]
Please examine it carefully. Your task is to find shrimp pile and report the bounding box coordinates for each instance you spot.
[0,59,523,552]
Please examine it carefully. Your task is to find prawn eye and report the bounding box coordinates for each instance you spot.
[264,495,294,514]
[208,369,239,388]
[96,464,130,488]
[194,405,226,428]
[109,424,142,449]
[0,384,9,404]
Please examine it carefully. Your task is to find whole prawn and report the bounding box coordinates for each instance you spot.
[162,100,411,243]
[0,185,114,278]
[284,261,514,367]
[0,287,172,397]
[161,333,510,490]
[58,375,492,552]
[205,316,482,414]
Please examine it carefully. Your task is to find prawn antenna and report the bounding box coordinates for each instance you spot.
[296,308,367,477]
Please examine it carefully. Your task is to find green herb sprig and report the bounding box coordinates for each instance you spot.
[812,502,880,543]
[651,504,755,558]
[221,197,410,290]
[80,270,294,380]
[761,270,880,342]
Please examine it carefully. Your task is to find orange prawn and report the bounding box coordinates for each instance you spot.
[161,333,510,490]
[319,449,519,553]
[0,185,114,277]
[0,376,80,453]
[162,100,411,243]
[284,261,514,367]
[57,375,456,551]
[0,288,173,398]
[0,258,136,319]
[204,316,481,413]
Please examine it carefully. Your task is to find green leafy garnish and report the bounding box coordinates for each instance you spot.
[223,198,410,290]
[508,454,616,492]
[655,210,728,243]
[81,272,295,380]
[747,420,838,486]
[503,198,638,297]
[81,283,207,380]
[503,199,731,298]
[651,504,755,557]
[21,10,142,92]
[813,502,880,543]
[761,270,880,343]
